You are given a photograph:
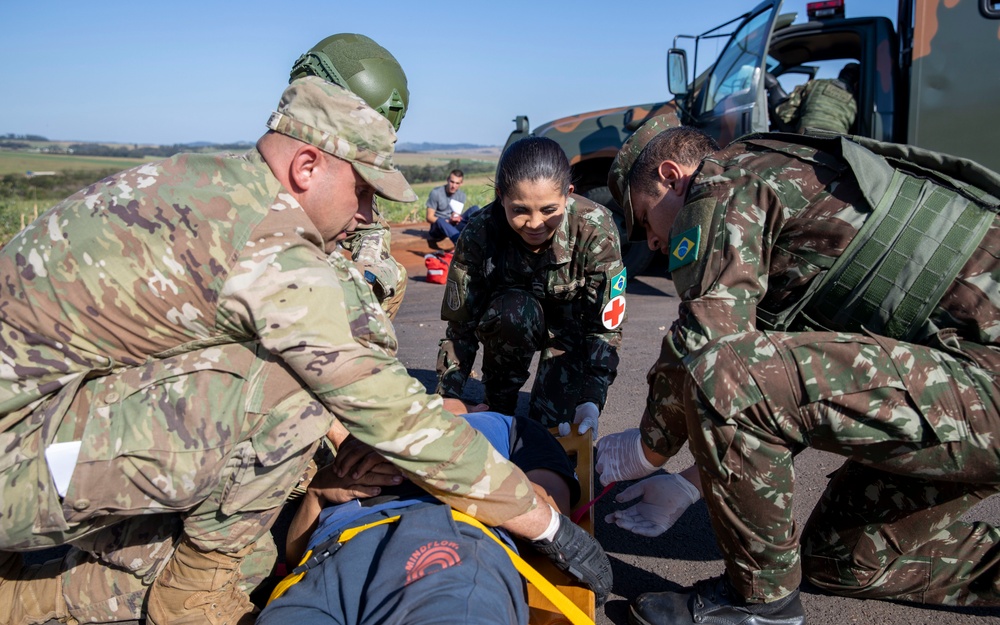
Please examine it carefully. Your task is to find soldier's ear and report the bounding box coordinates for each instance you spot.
[289,145,324,191]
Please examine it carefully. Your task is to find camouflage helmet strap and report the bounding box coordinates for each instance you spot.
[290,51,350,91]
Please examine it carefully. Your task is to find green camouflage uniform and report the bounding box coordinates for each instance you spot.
[639,135,1000,606]
[775,78,857,135]
[437,195,626,426]
[0,149,536,621]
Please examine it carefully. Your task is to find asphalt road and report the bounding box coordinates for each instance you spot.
[389,225,1000,625]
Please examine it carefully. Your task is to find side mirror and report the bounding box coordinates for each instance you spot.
[667,49,689,96]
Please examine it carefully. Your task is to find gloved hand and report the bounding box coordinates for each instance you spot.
[595,428,661,487]
[604,473,701,537]
[529,511,613,606]
[573,402,600,439]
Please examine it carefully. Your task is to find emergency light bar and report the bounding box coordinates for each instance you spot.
[807,0,845,20]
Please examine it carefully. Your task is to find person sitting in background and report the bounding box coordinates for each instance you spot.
[258,402,600,625]
[426,169,479,248]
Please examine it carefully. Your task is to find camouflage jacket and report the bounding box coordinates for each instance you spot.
[339,212,402,304]
[640,137,1000,457]
[439,194,626,408]
[775,78,857,135]
[0,150,535,524]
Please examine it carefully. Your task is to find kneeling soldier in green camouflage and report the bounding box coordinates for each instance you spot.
[597,121,1000,625]
[0,78,609,625]
[436,136,626,435]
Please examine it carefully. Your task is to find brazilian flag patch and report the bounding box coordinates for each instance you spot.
[668,226,701,272]
[610,268,627,298]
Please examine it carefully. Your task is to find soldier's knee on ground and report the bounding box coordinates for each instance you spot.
[0,552,75,625]
[147,537,258,625]
[476,289,545,350]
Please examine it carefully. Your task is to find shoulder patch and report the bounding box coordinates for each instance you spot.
[445,279,461,311]
[610,268,627,297]
[602,295,626,330]
[668,225,701,272]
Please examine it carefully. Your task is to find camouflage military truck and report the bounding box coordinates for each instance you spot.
[504,0,1000,277]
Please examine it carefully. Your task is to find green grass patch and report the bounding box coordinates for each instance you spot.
[0,151,150,176]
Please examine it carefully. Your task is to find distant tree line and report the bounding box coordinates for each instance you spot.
[66,142,254,158]
[2,133,48,141]
[397,158,494,184]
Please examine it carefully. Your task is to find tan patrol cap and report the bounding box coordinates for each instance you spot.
[608,114,676,241]
[267,76,417,203]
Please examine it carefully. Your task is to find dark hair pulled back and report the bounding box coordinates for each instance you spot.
[495,137,572,199]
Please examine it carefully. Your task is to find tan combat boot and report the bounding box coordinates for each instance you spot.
[0,553,77,625]
[146,538,257,625]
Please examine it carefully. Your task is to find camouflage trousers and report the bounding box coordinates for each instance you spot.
[0,341,333,621]
[476,289,586,426]
[681,329,1000,606]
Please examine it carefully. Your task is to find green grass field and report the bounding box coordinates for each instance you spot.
[0,151,150,176]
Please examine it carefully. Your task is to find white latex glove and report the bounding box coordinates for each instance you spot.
[573,402,600,439]
[604,473,701,537]
[595,428,660,487]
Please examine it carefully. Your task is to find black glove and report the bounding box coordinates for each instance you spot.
[529,513,613,606]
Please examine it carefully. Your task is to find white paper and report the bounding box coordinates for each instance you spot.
[449,199,465,214]
[44,440,82,497]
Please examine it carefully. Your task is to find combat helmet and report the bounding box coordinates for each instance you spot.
[290,33,409,131]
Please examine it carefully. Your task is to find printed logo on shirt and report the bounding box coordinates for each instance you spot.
[610,268,627,298]
[602,295,626,329]
[405,540,462,585]
[668,225,701,272]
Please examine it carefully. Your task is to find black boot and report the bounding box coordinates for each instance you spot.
[629,575,805,625]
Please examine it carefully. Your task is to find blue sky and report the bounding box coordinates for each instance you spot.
[2,0,895,147]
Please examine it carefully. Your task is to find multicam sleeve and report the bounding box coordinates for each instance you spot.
[436,222,488,398]
[577,219,626,409]
[218,216,536,525]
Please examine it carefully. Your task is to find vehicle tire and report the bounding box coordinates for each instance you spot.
[582,186,655,279]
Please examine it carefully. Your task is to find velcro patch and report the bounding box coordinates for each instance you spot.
[668,226,701,272]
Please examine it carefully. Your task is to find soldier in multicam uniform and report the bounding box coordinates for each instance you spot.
[0,77,611,625]
[290,33,410,319]
[596,121,1000,625]
[436,136,626,434]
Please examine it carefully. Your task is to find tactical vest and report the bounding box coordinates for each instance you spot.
[774,79,856,135]
[750,132,1000,342]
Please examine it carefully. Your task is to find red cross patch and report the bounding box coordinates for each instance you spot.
[602,295,626,329]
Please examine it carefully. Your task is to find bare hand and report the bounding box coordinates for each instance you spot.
[308,462,403,506]
[334,434,401,481]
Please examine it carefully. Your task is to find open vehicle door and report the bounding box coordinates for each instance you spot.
[670,0,784,146]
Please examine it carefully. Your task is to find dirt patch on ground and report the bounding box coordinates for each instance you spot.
[387,222,455,273]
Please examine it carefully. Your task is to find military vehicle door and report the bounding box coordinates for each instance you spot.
[688,0,783,146]
[904,0,1000,172]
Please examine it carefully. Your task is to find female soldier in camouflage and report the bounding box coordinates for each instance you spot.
[436,137,626,435]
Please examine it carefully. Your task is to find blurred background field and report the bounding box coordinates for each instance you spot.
[0,147,499,247]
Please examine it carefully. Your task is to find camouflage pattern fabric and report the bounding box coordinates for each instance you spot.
[638,137,1000,605]
[774,78,857,135]
[437,195,625,426]
[0,149,537,620]
[340,212,407,319]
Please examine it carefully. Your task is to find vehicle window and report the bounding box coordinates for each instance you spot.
[704,10,774,110]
